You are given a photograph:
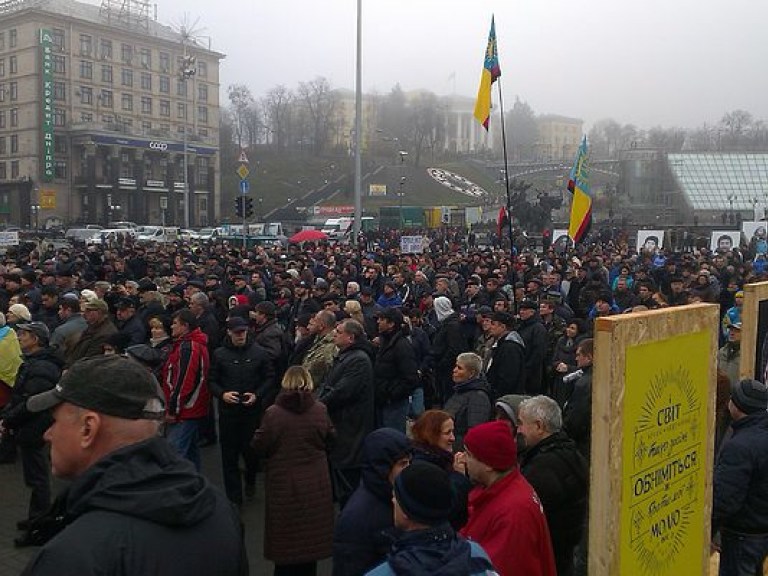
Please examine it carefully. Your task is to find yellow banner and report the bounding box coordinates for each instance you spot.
[40,189,56,209]
[620,330,709,574]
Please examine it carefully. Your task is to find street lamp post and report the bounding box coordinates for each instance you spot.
[397,150,408,228]
[179,46,197,229]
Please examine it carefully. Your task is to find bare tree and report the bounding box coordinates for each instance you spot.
[297,76,339,155]
[227,84,254,148]
[262,85,293,151]
[407,91,444,166]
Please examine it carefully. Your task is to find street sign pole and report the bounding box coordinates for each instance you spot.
[236,150,250,252]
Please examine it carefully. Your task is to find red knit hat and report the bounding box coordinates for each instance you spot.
[464,420,517,471]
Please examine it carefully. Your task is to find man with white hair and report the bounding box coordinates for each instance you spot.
[20,355,247,574]
[517,395,588,576]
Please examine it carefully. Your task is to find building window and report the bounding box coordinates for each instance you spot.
[197,60,207,77]
[11,160,19,179]
[140,48,151,69]
[80,60,92,79]
[79,34,92,56]
[197,106,208,124]
[0,33,4,50]
[0,84,4,102]
[140,73,151,90]
[53,81,66,101]
[121,43,132,63]
[9,30,17,49]
[53,55,65,74]
[0,163,5,179]
[52,29,65,51]
[196,157,208,183]
[141,120,151,132]
[9,108,17,127]
[159,99,170,117]
[54,108,66,127]
[9,56,16,75]
[121,93,133,111]
[160,123,169,134]
[80,111,93,122]
[0,137,5,155]
[159,75,169,94]
[199,127,208,137]
[198,83,208,102]
[9,81,16,101]
[176,80,187,97]
[0,111,5,128]
[10,134,17,153]
[100,90,113,108]
[177,102,186,119]
[54,137,67,153]
[141,96,152,114]
[101,64,113,83]
[79,86,92,104]
[121,68,133,87]
[159,51,170,72]
[0,59,4,76]
[100,39,112,60]
[55,160,67,179]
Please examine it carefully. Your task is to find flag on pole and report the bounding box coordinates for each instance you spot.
[567,136,592,244]
[473,16,501,130]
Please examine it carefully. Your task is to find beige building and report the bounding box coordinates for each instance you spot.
[536,114,583,162]
[0,0,223,227]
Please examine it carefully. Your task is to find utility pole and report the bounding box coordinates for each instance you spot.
[179,38,196,229]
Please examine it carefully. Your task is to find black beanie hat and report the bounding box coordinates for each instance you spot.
[731,378,768,414]
[393,460,452,525]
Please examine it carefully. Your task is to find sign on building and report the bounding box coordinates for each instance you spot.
[368,184,387,197]
[40,190,56,209]
[39,29,55,182]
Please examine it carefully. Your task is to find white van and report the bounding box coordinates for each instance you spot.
[137,226,180,243]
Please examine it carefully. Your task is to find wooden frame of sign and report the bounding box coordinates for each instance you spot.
[739,281,768,381]
[590,304,718,576]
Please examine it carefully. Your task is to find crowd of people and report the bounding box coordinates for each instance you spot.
[0,227,765,575]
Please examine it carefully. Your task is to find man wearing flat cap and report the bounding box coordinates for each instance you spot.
[712,378,768,575]
[65,299,117,367]
[457,420,556,576]
[20,355,247,575]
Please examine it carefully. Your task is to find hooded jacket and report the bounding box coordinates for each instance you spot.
[21,437,247,576]
[333,429,411,576]
[162,327,210,420]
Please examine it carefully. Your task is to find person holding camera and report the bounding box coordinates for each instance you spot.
[209,317,275,507]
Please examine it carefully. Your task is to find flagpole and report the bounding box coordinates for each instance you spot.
[495,81,515,262]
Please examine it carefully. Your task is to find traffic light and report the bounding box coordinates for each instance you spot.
[234,196,245,217]
[245,197,254,218]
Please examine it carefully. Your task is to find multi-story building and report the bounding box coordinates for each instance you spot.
[0,0,223,228]
[536,114,583,162]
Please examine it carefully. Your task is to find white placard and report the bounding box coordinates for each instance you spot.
[637,230,665,252]
[400,235,425,254]
[0,231,19,246]
[710,230,740,252]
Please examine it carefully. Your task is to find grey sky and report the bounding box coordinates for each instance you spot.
[158,0,768,129]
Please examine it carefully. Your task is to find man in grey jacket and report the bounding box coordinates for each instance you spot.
[49,298,87,360]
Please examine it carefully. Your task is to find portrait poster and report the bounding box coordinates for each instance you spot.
[637,230,664,253]
[741,221,766,243]
[709,231,740,252]
[551,228,570,253]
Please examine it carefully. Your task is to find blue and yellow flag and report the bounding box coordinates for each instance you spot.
[473,16,501,130]
[567,136,592,244]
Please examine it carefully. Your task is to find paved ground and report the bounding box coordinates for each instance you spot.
[0,444,331,575]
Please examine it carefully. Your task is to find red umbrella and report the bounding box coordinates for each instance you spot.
[289,229,328,243]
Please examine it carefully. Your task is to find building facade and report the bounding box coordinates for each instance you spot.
[0,0,223,228]
[536,114,582,162]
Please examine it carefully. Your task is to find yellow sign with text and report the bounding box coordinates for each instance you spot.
[620,330,709,575]
[40,189,56,209]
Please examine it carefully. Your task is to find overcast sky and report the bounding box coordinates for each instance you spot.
[156,0,767,130]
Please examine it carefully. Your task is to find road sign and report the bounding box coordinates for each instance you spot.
[237,164,250,180]
[238,150,249,164]
[0,231,19,246]
[239,179,250,195]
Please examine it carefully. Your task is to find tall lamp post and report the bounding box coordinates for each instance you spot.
[397,150,408,228]
[179,45,196,229]
[352,0,362,240]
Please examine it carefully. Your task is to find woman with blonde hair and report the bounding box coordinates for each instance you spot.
[252,366,335,576]
[344,300,366,331]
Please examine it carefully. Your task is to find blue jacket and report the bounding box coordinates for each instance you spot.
[333,429,411,576]
[365,524,496,576]
[713,411,768,534]
[376,293,403,309]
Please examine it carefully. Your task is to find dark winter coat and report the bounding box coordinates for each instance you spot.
[712,411,768,534]
[333,429,411,576]
[429,313,468,391]
[517,315,549,395]
[485,331,526,399]
[411,442,472,530]
[374,330,419,406]
[209,336,275,416]
[20,437,247,576]
[519,431,589,570]
[252,390,335,564]
[65,318,118,367]
[318,341,375,470]
[2,347,63,446]
[563,365,593,460]
[118,314,146,347]
[253,318,288,380]
[444,375,493,451]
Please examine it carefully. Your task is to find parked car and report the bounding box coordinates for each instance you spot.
[136,226,180,243]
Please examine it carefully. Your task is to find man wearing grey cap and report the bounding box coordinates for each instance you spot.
[0,322,63,543]
[712,378,768,575]
[20,355,247,575]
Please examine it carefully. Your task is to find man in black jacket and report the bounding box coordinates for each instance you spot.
[517,299,549,396]
[563,338,593,461]
[318,319,375,506]
[373,308,419,433]
[115,298,146,346]
[712,378,768,575]
[518,396,588,576]
[21,355,247,575]
[485,311,526,399]
[0,322,63,539]
[209,317,275,506]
